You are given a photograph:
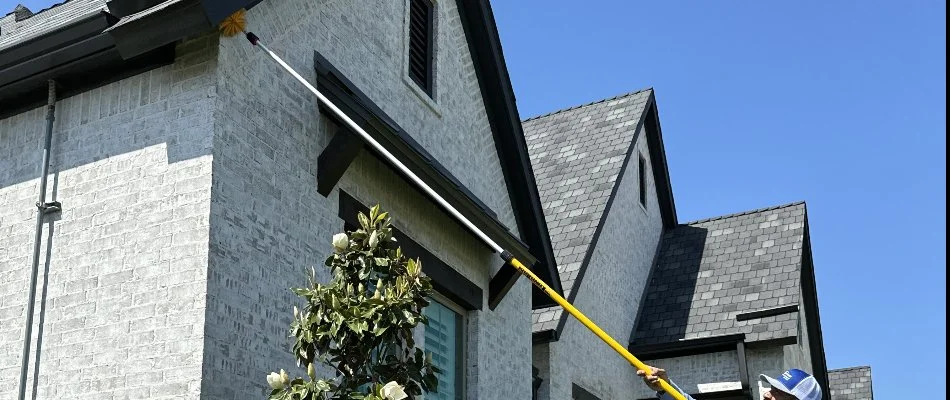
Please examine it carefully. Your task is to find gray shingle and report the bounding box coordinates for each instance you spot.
[828,366,874,400]
[0,0,107,51]
[632,202,807,345]
[525,89,653,332]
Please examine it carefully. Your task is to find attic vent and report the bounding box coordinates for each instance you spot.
[13,4,33,21]
[407,0,433,96]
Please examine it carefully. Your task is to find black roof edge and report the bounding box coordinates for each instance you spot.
[312,49,538,272]
[532,329,558,344]
[800,207,830,393]
[643,91,678,228]
[550,93,657,336]
[455,0,563,309]
[0,9,174,118]
[735,304,800,322]
[629,333,746,360]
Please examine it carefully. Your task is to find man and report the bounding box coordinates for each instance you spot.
[638,365,822,400]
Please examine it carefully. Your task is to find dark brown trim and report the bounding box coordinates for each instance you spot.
[737,341,750,395]
[339,191,482,311]
[744,336,798,349]
[643,91,678,228]
[629,333,745,360]
[455,0,562,309]
[316,130,363,196]
[106,0,211,60]
[313,49,543,301]
[735,304,799,322]
[532,329,558,344]
[800,210,830,394]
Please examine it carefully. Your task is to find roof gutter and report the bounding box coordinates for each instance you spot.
[0,9,174,118]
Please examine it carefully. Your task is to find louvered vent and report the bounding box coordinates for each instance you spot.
[408,0,433,95]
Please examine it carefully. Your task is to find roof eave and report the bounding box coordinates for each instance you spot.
[455,0,563,310]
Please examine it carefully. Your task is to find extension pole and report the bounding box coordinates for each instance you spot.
[242,32,686,400]
[18,80,56,400]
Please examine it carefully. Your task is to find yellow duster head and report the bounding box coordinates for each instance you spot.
[218,9,247,37]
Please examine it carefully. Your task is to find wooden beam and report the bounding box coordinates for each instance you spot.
[317,130,363,197]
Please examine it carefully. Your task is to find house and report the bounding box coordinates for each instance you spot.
[0,0,563,398]
[828,366,874,400]
[523,91,836,400]
[524,89,676,400]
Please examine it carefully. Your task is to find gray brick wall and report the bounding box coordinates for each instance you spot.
[624,343,818,399]
[627,345,800,399]
[538,125,665,400]
[630,351,743,399]
[201,0,529,398]
[0,35,218,399]
[828,366,873,400]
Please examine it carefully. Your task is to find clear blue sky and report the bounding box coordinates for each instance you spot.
[491,1,945,399]
[7,0,945,398]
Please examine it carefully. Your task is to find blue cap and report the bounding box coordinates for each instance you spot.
[759,369,822,400]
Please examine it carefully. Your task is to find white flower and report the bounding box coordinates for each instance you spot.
[266,370,285,390]
[381,381,408,400]
[332,233,349,252]
[368,231,379,248]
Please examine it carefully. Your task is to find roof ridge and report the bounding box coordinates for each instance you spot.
[5,0,72,22]
[522,87,653,122]
[682,200,806,225]
[829,366,872,372]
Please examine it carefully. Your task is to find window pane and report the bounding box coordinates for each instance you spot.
[423,299,460,400]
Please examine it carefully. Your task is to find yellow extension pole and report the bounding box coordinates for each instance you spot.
[233,27,686,400]
[504,256,685,400]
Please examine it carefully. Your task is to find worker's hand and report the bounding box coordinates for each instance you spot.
[636,365,669,392]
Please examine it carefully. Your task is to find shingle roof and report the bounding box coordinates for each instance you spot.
[829,366,874,400]
[0,0,107,51]
[632,202,807,345]
[524,88,653,332]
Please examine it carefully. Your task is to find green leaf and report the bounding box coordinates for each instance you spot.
[358,212,370,231]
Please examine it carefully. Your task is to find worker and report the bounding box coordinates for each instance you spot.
[638,364,822,400]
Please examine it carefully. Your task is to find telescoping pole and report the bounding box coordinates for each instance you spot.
[240,31,687,400]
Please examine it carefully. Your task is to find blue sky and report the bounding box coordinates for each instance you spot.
[6,0,945,398]
[492,1,945,399]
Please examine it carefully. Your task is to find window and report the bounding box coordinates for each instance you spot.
[423,295,464,400]
[408,0,434,95]
[638,153,647,208]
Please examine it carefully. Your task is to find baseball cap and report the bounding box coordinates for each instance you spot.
[759,369,822,400]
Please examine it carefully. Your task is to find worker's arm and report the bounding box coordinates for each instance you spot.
[637,366,694,400]
[656,380,693,400]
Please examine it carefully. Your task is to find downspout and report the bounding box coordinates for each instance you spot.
[17,80,61,400]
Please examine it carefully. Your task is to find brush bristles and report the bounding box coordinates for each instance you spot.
[218,9,247,37]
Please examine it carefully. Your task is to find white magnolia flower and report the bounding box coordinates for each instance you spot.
[369,230,379,248]
[332,233,349,252]
[381,381,408,400]
[266,370,286,390]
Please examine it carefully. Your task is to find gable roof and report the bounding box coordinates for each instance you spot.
[631,202,807,346]
[524,89,678,336]
[828,366,874,400]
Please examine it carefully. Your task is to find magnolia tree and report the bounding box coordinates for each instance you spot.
[266,205,439,400]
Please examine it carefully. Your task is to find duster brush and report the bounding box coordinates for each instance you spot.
[218,8,247,37]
